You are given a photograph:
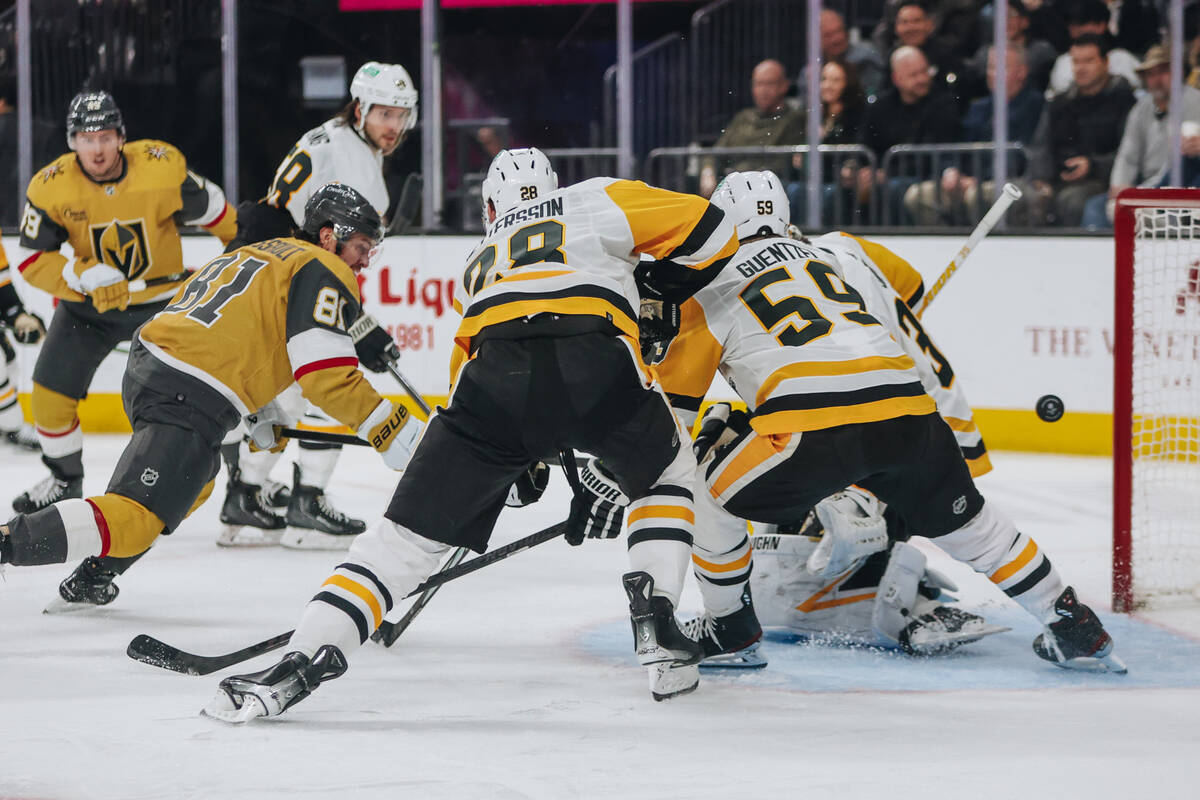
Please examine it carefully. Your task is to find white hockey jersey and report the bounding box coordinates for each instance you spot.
[450,177,738,383]
[808,232,990,477]
[267,119,388,225]
[654,235,936,436]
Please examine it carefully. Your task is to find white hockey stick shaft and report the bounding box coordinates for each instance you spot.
[914,182,1021,318]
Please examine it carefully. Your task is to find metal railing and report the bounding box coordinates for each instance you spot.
[880,142,1031,227]
[602,33,688,156]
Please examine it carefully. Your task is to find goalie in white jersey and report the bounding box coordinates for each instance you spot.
[218,61,419,550]
[646,170,1126,674]
[203,149,741,721]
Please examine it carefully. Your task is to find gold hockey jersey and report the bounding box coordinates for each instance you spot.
[654,235,936,435]
[17,140,237,305]
[138,237,383,430]
[451,177,739,382]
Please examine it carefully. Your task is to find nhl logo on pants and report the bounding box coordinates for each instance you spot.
[141,467,160,487]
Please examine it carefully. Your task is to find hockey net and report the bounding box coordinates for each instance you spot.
[1113,188,1200,611]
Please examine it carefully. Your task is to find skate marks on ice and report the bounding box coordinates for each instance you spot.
[577,603,1200,692]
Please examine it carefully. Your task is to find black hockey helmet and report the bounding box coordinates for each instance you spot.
[66,90,125,147]
[301,183,384,246]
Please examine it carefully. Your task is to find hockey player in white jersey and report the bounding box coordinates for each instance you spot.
[202,148,741,721]
[643,170,1126,675]
[218,61,419,549]
[0,241,44,450]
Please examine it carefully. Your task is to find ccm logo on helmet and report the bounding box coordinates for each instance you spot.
[371,406,410,449]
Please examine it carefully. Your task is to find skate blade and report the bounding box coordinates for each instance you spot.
[278,527,357,551]
[649,663,700,701]
[1052,651,1128,675]
[43,596,111,614]
[699,642,768,670]
[216,525,284,548]
[200,689,269,724]
[907,624,1011,655]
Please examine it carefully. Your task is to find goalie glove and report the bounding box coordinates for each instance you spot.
[805,487,889,578]
[359,400,424,471]
[348,312,401,373]
[565,457,629,546]
[506,461,550,508]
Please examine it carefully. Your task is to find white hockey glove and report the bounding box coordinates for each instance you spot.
[348,312,401,374]
[359,400,424,471]
[691,402,750,463]
[505,461,550,508]
[74,261,131,313]
[805,487,889,578]
[243,397,295,451]
[565,457,629,545]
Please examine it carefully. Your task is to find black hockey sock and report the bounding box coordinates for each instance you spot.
[95,549,149,576]
[221,442,241,475]
[43,451,84,481]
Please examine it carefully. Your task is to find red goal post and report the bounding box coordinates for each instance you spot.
[1113,187,1200,612]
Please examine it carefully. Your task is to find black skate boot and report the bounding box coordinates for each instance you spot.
[898,599,1011,655]
[280,465,366,550]
[623,571,702,701]
[12,472,82,513]
[217,468,285,547]
[2,424,40,452]
[202,644,348,724]
[1033,587,1127,674]
[681,584,767,669]
[44,556,120,613]
[260,478,291,509]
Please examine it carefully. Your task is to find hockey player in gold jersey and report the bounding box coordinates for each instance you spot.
[646,171,1125,674]
[0,239,45,450]
[0,183,422,612]
[12,91,238,520]
[202,148,740,722]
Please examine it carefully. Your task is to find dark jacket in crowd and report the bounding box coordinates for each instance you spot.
[860,86,962,162]
[1033,74,1137,187]
[960,85,1044,179]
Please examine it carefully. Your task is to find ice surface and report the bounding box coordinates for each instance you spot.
[1,438,1198,799]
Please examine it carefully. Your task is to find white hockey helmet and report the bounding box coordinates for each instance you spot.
[481,147,559,224]
[711,170,791,241]
[350,61,419,133]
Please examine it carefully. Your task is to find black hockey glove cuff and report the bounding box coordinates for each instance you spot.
[564,458,629,546]
[505,461,550,508]
[692,403,751,463]
[349,313,401,373]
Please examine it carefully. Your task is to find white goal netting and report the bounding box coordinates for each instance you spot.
[1128,205,1200,605]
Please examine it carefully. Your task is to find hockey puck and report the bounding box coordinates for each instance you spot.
[1036,394,1064,422]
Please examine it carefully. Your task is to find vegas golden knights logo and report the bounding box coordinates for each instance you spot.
[90,219,152,280]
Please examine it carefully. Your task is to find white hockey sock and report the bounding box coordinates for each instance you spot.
[289,519,448,657]
[934,501,1065,624]
[691,480,753,616]
[297,445,339,489]
[237,440,283,486]
[38,420,82,461]
[0,375,22,431]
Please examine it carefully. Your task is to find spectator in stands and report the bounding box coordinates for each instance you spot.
[873,0,982,66]
[886,0,976,105]
[1031,33,1136,226]
[789,58,867,225]
[967,0,1058,94]
[857,46,961,223]
[1047,0,1139,96]
[906,42,1044,225]
[798,10,885,102]
[699,59,805,197]
[1106,0,1160,57]
[1083,44,1200,228]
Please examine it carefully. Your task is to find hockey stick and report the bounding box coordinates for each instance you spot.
[129,271,193,292]
[277,427,368,447]
[386,173,423,236]
[386,360,431,417]
[913,182,1021,318]
[126,518,569,675]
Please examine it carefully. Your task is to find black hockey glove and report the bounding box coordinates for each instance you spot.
[692,402,751,463]
[565,458,629,546]
[505,461,550,508]
[348,312,401,373]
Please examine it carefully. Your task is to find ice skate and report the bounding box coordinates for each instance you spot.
[260,477,291,509]
[216,470,285,547]
[202,645,347,723]
[12,473,82,514]
[2,424,40,452]
[43,556,120,614]
[898,598,1010,655]
[622,571,702,701]
[1033,587,1127,674]
[279,466,366,550]
[681,585,767,669]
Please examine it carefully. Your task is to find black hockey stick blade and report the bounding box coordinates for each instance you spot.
[127,630,295,676]
[372,546,470,647]
[129,519,568,673]
[386,173,423,236]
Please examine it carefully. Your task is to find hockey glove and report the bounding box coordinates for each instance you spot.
[638,297,681,365]
[76,262,131,313]
[348,312,401,374]
[692,402,750,463]
[11,312,46,345]
[359,400,424,471]
[565,458,629,546]
[506,461,550,508]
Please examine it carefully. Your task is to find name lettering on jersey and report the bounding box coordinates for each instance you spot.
[90,219,152,279]
[733,241,809,279]
[250,238,306,260]
[492,197,565,233]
